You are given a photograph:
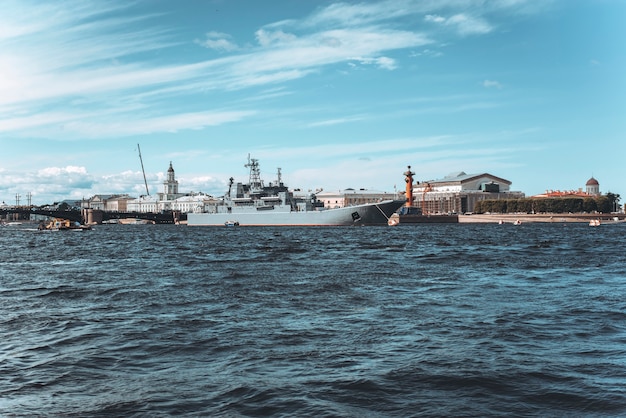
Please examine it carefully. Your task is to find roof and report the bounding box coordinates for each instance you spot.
[586,177,599,186]
[429,172,512,186]
[531,190,594,198]
[174,194,213,202]
[317,189,391,197]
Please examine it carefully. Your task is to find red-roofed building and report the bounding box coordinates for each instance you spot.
[532,177,600,199]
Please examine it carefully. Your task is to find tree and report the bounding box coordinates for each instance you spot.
[596,195,611,213]
[583,197,597,213]
[605,192,621,212]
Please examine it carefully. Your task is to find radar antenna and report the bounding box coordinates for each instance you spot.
[245,154,263,191]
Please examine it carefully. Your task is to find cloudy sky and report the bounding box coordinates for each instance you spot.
[1,0,624,205]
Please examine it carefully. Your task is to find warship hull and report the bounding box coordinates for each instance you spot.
[187,200,405,226]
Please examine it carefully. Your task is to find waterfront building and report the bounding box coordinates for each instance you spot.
[316,189,398,209]
[88,194,133,211]
[159,162,186,201]
[171,193,213,213]
[585,177,600,196]
[126,194,159,213]
[412,172,525,214]
[125,162,211,213]
[531,177,601,199]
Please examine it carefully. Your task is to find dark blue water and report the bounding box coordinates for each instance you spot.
[1,223,625,417]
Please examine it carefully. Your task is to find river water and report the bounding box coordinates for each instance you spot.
[1,222,625,417]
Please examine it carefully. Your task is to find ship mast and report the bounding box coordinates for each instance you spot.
[245,154,263,191]
[137,143,150,196]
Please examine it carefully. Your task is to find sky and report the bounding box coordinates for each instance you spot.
[1,0,624,205]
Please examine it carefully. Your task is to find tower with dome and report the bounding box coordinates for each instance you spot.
[162,161,180,201]
[585,177,600,196]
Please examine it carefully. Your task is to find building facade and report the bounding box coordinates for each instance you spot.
[159,162,183,201]
[531,177,601,199]
[315,189,399,209]
[86,194,133,211]
[585,177,600,196]
[412,172,525,214]
[86,162,211,213]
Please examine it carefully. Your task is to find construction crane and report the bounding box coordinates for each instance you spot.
[137,144,150,196]
[422,182,432,214]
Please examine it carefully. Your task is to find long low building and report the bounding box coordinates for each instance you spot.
[413,171,525,214]
[315,188,399,209]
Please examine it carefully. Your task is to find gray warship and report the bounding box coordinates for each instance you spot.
[186,156,405,226]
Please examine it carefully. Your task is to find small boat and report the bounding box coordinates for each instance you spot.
[589,219,601,227]
[118,218,155,225]
[513,219,522,225]
[224,220,239,227]
[387,213,400,226]
[41,218,91,231]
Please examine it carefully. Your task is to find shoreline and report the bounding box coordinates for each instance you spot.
[457,213,625,224]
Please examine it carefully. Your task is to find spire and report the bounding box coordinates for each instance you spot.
[164,161,179,197]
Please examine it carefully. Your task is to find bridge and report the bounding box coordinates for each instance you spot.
[0,208,84,222]
[0,208,186,224]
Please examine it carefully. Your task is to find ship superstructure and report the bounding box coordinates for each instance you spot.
[187,156,404,226]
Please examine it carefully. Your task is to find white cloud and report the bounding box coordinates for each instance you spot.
[425,13,493,36]
[0,0,541,147]
[196,31,239,51]
[0,2,436,140]
[425,14,446,24]
[411,48,443,58]
[307,116,366,127]
[374,56,397,70]
[305,0,428,28]
[255,29,297,46]
[38,166,88,177]
[353,56,397,70]
[483,79,503,89]
[62,110,257,138]
[448,14,493,35]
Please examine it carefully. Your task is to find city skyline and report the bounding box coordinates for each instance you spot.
[1,0,624,205]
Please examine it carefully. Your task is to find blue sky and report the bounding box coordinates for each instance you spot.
[1,0,624,205]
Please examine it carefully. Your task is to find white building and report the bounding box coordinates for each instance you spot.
[159,162,185,201]
[585,177,600,196]
[87,194,133,211]
[413,172,525,214]
[126,195,159,213]
[171,193,213,213]
[316,188,398,209]
[124,162,211,213]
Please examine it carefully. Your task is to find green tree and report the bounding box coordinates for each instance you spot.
[596,195,611,213]
[533,199,547,213]
[583,197,597,213]
[563,198,583,213]
[605,192,621,212]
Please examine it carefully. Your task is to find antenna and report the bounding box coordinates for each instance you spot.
[137,144,150,195]
[244,154,262,191]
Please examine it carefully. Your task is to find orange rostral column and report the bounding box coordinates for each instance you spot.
[404,165,415,207]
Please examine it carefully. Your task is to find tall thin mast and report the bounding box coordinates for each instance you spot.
[137,144,150,195]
